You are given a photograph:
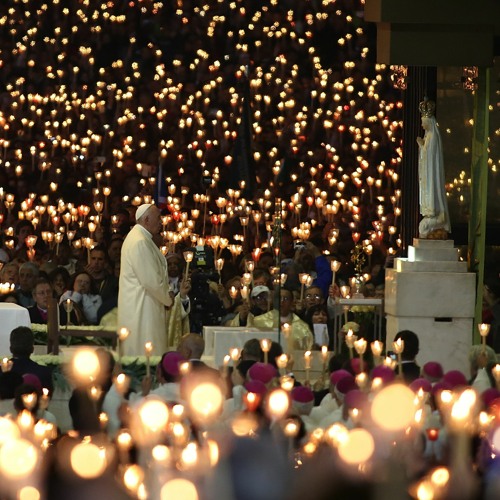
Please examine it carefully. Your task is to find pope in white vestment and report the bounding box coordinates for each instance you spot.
[118,204,173,356]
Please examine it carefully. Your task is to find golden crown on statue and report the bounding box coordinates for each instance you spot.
[419,97,436,118]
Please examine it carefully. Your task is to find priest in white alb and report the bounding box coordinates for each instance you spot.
[118,204,190,357]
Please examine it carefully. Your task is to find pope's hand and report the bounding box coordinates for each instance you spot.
[180,277,191,299]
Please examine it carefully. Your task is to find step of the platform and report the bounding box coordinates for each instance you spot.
[395,258,467,273]
[407,245,459,262]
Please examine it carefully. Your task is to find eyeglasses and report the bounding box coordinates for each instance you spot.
[254,294,268,300]
[305,293,322,299]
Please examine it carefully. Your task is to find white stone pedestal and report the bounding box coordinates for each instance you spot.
[385,239,475,373]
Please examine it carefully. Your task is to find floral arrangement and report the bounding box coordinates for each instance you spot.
[351,305,376,314]
[350,243,366,275]
[341,321,360,332]
[31,354,162,392]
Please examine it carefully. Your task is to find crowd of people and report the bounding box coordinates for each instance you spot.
[0,0,500,497]
[1,323,500,498]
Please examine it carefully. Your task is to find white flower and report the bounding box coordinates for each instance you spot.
[341,321,360,332]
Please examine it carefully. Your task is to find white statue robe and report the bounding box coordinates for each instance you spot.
[118,224,173,356]
[418,116,450,237]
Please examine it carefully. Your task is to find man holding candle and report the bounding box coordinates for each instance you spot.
[228,285,272,327]
[393,330,421,383]
[27,279,79,326]
[253,288,313,350]
[118,203,176,356]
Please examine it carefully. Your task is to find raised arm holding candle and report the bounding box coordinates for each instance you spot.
[304,350,312,385]
[371,340,384,366]
[478,323,490,353]
[345,329,357,360]
[144,341,153,377]
[183,250,194,280]
[253,289,313,351]
[260,338,271,364]
[330,260,341,287]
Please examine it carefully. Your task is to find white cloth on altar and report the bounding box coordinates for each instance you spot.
[0,303,31,357]
[118,224,172,356]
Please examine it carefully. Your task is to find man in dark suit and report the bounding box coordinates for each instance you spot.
[177,333,219,375]
[28,279,79,325]
[394,330,421,384]
[27,279,53,324]
[9,326,53,394]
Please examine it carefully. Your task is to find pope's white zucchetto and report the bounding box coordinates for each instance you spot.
[135,203,153,221]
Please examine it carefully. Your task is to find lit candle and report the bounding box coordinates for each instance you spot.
[321,345,329,374]
[215,258,224,284]
[65,298,72,328]
[354,338,367,373]
[478,323,490,353]
[276,354,289,375]
[299,273,309,302]
[330,260,341,286]
[492,364,500,391]
[229,286,238,300]
[265,388,290,421]
[40,388,50,410]
[282,322,292,355]
[113,373,130,396]
[1,357,13,373]
[117,327,130,363]
[371,340,384,365]
[345,329,357,360]
[230,348,241,363]
[260,338,271,364]
[222,354,230,378]
[183,250,194,280]
[144,341,153,377]
[392,338,405,378]
[304,350,312,385]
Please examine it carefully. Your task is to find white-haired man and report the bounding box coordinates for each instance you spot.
[118,204,190,356]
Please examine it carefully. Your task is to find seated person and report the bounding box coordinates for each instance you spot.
[60,271,103,324]
[139,351,186,404]
[28,279,79,326]
[241,338,263,363]
[176,332,218,376]
[295,285,326,320]
[48,267,71,300]
[253,288,313,350]
[9,326,53,394]
[304,304,333,350]
[228,285,272,327]
[16,262,39,308]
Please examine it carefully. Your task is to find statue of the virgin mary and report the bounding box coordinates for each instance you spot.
[416,98,451,238]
